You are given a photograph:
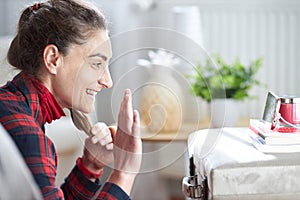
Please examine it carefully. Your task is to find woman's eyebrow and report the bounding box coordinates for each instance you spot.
[88,53,107,61]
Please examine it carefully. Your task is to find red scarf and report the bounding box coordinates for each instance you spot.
[31,78,65,123]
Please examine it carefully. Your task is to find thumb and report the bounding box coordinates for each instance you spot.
[109,125,117,142]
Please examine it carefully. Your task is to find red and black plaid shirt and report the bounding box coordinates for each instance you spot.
[0,72,130,200]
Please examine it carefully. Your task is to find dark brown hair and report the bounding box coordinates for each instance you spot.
[7,0,107,75]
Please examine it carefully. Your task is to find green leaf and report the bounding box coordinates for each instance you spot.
[187,54,263,102]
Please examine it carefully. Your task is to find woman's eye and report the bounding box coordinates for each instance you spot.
[91,62,103,69]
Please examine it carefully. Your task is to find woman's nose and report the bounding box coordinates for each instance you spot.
[98,67,113,88]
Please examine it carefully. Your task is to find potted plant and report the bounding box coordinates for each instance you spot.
[188,54,263,127]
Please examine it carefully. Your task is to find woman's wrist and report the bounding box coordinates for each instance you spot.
[76,157,104,179]
[108,170,136,195]
[81,156,104,172]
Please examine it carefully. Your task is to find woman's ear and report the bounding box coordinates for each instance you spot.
[43,44,63,75]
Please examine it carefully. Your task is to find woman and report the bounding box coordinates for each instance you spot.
[0,0,142,199]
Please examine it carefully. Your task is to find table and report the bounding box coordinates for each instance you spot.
[184,127,300,199]
[136,118,249,199]
[139,117,249,177]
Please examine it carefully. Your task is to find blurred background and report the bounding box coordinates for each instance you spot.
[1,0,300,200]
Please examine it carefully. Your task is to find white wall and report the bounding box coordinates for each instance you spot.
[95,0,300,124]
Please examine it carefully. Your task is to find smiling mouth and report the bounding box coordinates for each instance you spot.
[86,88,98,96]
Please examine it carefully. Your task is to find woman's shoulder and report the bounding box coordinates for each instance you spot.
[0,84,26,102]
[0,74,38,128]
[0,95,43,139]
[0,72,26,99]
[0,79,29,115]
[0,72,37,113]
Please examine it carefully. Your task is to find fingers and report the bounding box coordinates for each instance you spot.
[132,110,140,137]
[91,122,112,145]
[123,89,133,116]
[118,89,133,133]
[106,143,113,150]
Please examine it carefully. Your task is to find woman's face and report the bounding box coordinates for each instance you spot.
[53,30,112,113]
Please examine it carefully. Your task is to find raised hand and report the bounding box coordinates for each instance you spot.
[109,89,142,194]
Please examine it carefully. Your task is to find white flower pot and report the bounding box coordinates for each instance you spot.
[210,98,241,128]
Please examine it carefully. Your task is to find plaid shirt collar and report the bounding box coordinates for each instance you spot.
[11,72,65,127]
